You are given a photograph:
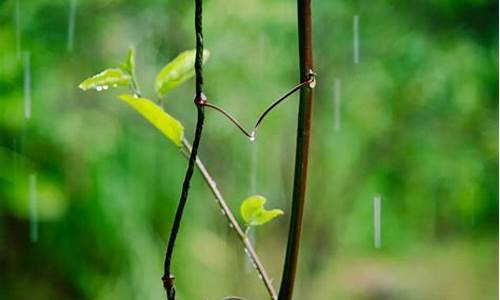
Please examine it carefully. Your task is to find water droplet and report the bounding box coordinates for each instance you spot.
[308,77,316,89]
[102,85,109,90]
[249,131,256,142]
[96,86,103,91]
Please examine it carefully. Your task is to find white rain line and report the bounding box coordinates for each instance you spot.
[67,0,77,52]
[245,142,258,273]
[29,173,38,243]
[250,141,258,194]
[334,78,341,132]
[13,138,18,197]
[353,15,360,64]
[15,0,21,59]
[23,51,31,120]
[373,195,381,249]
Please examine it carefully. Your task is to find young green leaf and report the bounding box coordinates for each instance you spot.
[79,68,131,91]
[155,49,210,96]
[239,195,284,226]
[121,47,135,75]
[117,94,184,147]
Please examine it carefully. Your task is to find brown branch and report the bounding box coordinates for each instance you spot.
[277,0,315,299]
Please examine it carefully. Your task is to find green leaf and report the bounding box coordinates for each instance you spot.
[155,49,210,96]
[117,94,184,147]
[121,47,135,75]
[239,195,284,226]
[79,68,131,91]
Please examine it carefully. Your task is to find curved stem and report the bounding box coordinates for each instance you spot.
[204,102,254,138]
[203,77,315,140]
[162,0,205,299]
[278,0,314,299]
[182,138,278,300]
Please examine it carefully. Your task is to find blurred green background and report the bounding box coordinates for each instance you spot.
[0,0,498,299]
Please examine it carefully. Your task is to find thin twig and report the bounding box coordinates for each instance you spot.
[277,0,315,299]
[182,138,278,300]
[204,102,254,138]
[163,0,206,299]
[203,76,315,140]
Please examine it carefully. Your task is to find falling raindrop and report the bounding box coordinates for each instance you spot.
[67,0,77,52]
[29,173,38,243]
[13,138,18,197]
[373,195,381,249]
[353,15,360,64]
[249,139,257,194]
[333,78,341,132]
[15,0,21,59]
[23,51,31,120]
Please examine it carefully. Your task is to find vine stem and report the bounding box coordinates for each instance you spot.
[203,76,315,140]
[162,0,205,299]
[278,0,315,299]
[181,138,278,300]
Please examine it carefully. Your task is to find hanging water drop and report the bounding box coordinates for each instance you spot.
[96,86,103,91]
[249,132,256,142]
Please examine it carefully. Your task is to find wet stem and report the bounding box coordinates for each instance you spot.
[277,0,315,299]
